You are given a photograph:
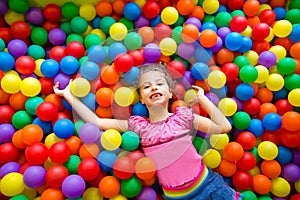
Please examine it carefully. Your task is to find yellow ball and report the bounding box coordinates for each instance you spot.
[273,20,293,38]
[4,10,25,25]
[265,27,274,42]
[269,45,286,62]
[109,22,128,41]
[209,134,229,150]
[271,177,291,197]
[0,74,21,94]
[101,129,122,151]
[114,87,135,107]
[159,37,177,56]
[34,59,45,77]
[240,25,252,37]
[257,141,278,160]
[184,88,197,103]
[0,173,25,196]
[91,29,107,42]
[20,77,41,97]
[249,166,261,176]
[202,149,221,169]
[161,7,179,25]
[79,3,96,21]
[110,194,128,200]
[44,133,64,149]
[265,73,284,91]
[244,50,258,66]
[288,88,300,107]
[218,97,237,116]
[21,187,37,200]
[207,70,226,89]
[70,78,91,97]
[295,179,300,193]
[83,187,103,200]
[255,65,269,83]
[202,0,220,14]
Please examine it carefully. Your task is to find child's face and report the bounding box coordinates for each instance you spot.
[138,71,172,108]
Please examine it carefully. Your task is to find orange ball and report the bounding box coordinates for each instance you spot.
[247,16,260,28]
[79,143,100,159]
[281,111,300,131]
[181,24,199,43]
[9,92,28,111]
[255,88,273,103]
[216,48,234,65]
[199,29,218,48]
[12,129,26,149]
[96,106,113,118]
[101,65,120,85]
[290,42,300,59]
[189,6,204,21]
[243,0,260,17]
[176,0,194,16]
[217,158,237,177]
[258,102,277,118]
[0,88,10,104]
[96,87,113,107]
[96,0,113,17]
[260,160,281,178]
[112,0,126,15]
[64,135,82,155]
[138,26,155,44]
[170,100,188,113]
[141,175,157,186]
[21,124,44,145]
[252,174,272,195]
[98,176,120,198]
[223,142,244,162]
[135,157,156,180]
[40,188,64,200]
[45,94,64,111]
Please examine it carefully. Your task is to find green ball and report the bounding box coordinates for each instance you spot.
[66,198,82,200]
[64,155,81,174]
[25,97,44,115]
[62,2,79,19]
[100,16,116,34]
[121,176,142,198]
[84,34,102,49]
[30,27,48,45]
[104,36,116,46]
[231,10,245,17]
[172,26,183,44]
[60,21,72,35]
[74,120,85,137]
[124,32,142,50]
[0,38,5,51]
[71,16,88,34]
[121,131,140,151]
[27,45,45,60]
[202,14,215,23]
[66,33,84,44]
[119,18,134,31]
[79,56,89,65]
[193,136,208,155]
[241,190,257,200]
[12,110,33,129]
[277,57,297,75]
[285,9,300,24]
[232,111,251,130]
[250,146,261,163]
[174,57,189,69]
[172,15,185,27]
[284,74,300,90]
[8,0,29,13]
[289,0,300,9]
[9,194,29,200]
[239,65,258,83]
[215,12,232,28]
[258,196,272,200]
[234,55,250,69]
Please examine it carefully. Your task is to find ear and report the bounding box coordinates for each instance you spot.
[169,90,173,99]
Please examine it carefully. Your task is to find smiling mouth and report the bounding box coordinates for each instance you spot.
[150,93,162,99]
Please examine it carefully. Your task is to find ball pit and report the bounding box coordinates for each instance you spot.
[0,0,300,199]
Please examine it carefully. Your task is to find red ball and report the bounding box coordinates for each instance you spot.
[39,77,54,95]
[142,0,160,19]
[221,63,239,81]
[36,101,58,121]
[10,21,31,39]
[252,23,270,41]
[48,142,71,164]
[236,152,256,171]
[46,165,69,188]
[280,129,300,148]
[167,60,186,79]
[262,130,281,146]
[274,99,293,116]
[128,50,144,67]
[237,131,256,150]
[242,98,261,116]
[114,53,134,72]
[25,142,48,165]
[127,150,144,164]
[227,0,244,10]
[112,103,132,120]
[0,105,15,124]
[0,87,10,104]
[113,156,135,179]
[252,40,270,55]
[232,170,253,190]
[49,46,66,63]
[43,4,62,22]
[0,27,14,43]
[230,15,248,33]
[0,143,19,164]
[78,158,100,181]
[154,23,172,41]
[259,9,276,25]
[15,56,36,75]
[173,83,185,100]
[65,41,85,59]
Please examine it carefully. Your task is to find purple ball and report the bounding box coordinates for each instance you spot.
[143,43,161,62]
[48,28,67,46]
[0,0,8,15]
[23,166,46,188]
[185,17,202,31]
[232,97,243,111]
[258,51,277,68]
[0,124,16,143]
[62,175,86,198]
[211,36,223,53]
[205,92,220,105]
[21,73,38,80]
[217,27,231,42]
[292,148,300,165]
[177,42,195,60]
[0,162,21,178]
[54,73,71,90]
[179,71,195,88]
[25,7,45,25]
[134,15,150,28]
[79,122,101,144]
[281,163,300,182]
[7,39,28,58]
[136,187,156,200]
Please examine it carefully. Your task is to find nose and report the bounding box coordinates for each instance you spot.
[151,84,158,90]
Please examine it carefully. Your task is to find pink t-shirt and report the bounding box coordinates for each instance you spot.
[128,106,203,188]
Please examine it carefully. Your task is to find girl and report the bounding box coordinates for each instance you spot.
[54,63,243,200]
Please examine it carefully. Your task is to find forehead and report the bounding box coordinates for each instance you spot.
[139,71,166,84]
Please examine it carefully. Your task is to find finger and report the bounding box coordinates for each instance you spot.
[191,85,201,90]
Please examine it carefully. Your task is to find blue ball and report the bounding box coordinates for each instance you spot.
[238,36,253,53]
[87,44,107,63]
[40,59,60,78]
[53,118,75,139]
[273,7,286,20]
[124,2,141,21]
[247,119,264,137]
[63,99,72,111]
[210,86,228,99]
[60,56,79,75]
[97,150,118,172]
[132,102,149,117]
[191,62,210,80]
[123,66,140,85]
[0,52,15,71]
[79,61,100,80]
[235,83,254,101]
[108,42,126,60]
[262,112,282,131]
[79,93,96,111]
[273,87,288,101]
[225,32,243,51]
[289,24,300,42]
[201,22,218,32]
[194,47,212,63]
[150,15,162,27]
[91,16,101,29]
[276,146,293,165]
[32,118,52,135]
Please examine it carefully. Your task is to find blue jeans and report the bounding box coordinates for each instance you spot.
[163,169,240,200]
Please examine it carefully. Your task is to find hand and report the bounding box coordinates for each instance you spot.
[188,85,205,106]
[53,79,72,97]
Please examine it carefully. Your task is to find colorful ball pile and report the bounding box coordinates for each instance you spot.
[0,0,300,199]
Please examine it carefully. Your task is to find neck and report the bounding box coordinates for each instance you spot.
[148,105,170,123]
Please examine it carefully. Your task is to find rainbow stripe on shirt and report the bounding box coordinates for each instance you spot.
[162,163,209,199]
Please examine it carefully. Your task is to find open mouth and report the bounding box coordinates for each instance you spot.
[150,93,162,99]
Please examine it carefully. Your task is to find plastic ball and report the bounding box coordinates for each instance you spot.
[48,28,66,46]
[202,0,219,14]
[0,52,15,72]
[237,131,256,150]
[48,142,71,164]
[82,187,103,200]
[0,143,19,164]
[273,20,292,38]
[258,51,277,68]
[281,163,300,183]
[159,37,177,56]
[217,97,237,116]
[123,2,140,21]
[161,6,178,25]
[277,57,296,75]
[98,176,120,198]
[20,77,41,97]
[281,111,300,131]
[225,32,243,51]
[25,142,48,165]
[202,149,221,168]
[199,29,217,48]
[207,70,226,89]
[252,174,272,195]
[7,39,27,58]
[70,78,90,98]
[232,111,251,130]
[53,118,74,139]
[288,88,300,107]
[46,165,69,188]
[124,32,142,50]
[0,162,21,179]
[62,175,86,198]
[143,43,161,62]
[65,41,85,59]
[135,157,156,180]
[252,23,270,41]
[261,160,281,179]
[0,172,25,197]
[271,177,291,198]
[136,186,156,200]
[80,61,100,81]
[77,157,100,181]
[110,22,128,41]
[113,156,135,180]
[209,133,229,150]
[36,101,58,122]
[265,73,284,91]
[237,152,256,171]
[230,15,248,32]
[12,110,32,129]
[87,44,106,63]
[114,87,135,107]
[21,124,43,145]
[258,141,278,160]
[40,59,60,78]
[100,65,120,85]
[221,63,239,81]
[121,131,140,151]
[101,129,122,151]
[114,53,134,73]
[262,112,282,131]
[23,166,46,188]
[1,74,21,94]
[223,142,244,162]
[120,176,142,198]
[15,56,35,75]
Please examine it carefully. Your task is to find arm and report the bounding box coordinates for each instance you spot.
[53,80,128,132]
[189,85,232,134]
